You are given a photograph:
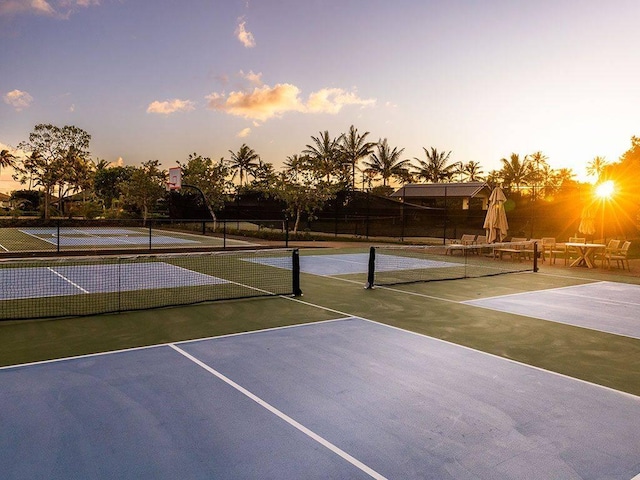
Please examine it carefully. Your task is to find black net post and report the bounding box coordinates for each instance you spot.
[292,249,302,296]
[533,241,539,272]
[365,246,375,289]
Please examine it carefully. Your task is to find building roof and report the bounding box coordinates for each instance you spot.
[390,182,491,199]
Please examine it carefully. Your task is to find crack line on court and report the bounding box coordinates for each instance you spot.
[47,267,90,293]
[169,343,387,480]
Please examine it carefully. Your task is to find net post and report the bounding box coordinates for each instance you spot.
[533,241,539,272]
[292,249,302,296]
[365,246,375,289]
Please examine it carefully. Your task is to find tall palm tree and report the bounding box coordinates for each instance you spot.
[499,153,531,191]
[303,131,341,183]
[586,156,608,182]
[362,138,410,187]
[338,125,375,190]
[460,161,485,182]
[412,147,455,183]
[228,144,260,187]
[0,149,16,176]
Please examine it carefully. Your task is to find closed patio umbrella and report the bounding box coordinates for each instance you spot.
[578,206,596,237]
[483,187,509,243]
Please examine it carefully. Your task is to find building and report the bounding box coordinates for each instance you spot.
[390,182,491,210]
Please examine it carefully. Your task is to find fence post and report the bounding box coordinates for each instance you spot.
[56,220,60,253]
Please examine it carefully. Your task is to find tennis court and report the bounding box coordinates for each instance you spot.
[0,226,257,252]
[1,244,639,479]
[2,318,639,479]
[0,262,228,301]
[464,281,640,340]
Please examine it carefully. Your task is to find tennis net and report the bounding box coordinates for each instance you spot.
[0,248,301,320]
[365,241,538,288]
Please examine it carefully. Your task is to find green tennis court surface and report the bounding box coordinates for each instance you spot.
[1,246,639,479]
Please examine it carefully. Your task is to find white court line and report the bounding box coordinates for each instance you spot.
[0,242,8,252]
[169,343,387,480]
[46,267,90,293]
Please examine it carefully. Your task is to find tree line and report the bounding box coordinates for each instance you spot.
[2,123,638,233]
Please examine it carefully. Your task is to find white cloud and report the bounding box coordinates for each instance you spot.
[0,0,99,18]
[206,83,376,122]
[236,127,251,138]
[146,98,195,115]
[3,89,34,111]
[307,88,376,114]
[239,70,262,86]
[235,19,255,48]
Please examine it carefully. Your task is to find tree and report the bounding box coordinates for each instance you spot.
[303,130,341,183]
[459,161,485,182]
[0,149,16,175]
[362,138,410,187]
[586,156,608,182]
[269,172,335,233]
[499,153,531,192]
[93,165,134,210]
[338,125,375,190]
[228,144,259,187]
[177,153,230,223]
[119,160,166,223]
[413,147,455,183]
[15,124,91,219]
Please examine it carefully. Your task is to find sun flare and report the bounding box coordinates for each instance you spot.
[595,180,615,199]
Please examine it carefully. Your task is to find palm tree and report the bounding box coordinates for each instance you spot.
[412,147,455,182]
[499,153,531,192]
[338,125,375,190]
[303,131,341,183]
[459,161,485,182]
[362,138,410,187]
[586,156,608,182]
[0,149,16,176]
[228,144,260,187]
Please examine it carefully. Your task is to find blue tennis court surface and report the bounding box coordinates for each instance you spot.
[464,281,640,339]
[0,263,228,301]
[2,318,639,479]
[248,253,459,275]
[19,227,200,246]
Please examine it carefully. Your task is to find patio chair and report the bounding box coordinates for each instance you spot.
[541,237,564,264]
[602,240,631,270]
[595,239,620,267]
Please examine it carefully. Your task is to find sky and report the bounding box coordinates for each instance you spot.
[1,0,640,193]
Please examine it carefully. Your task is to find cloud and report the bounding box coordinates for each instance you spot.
[207,84,303,122]
[0,0,99,18]
[239,70,262,86]
[3,89,34,111]
[235,19,255,48]
[146,98,195,115]
[306,88,376,114]
[236,127,251,138]
[206,82,376,122]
